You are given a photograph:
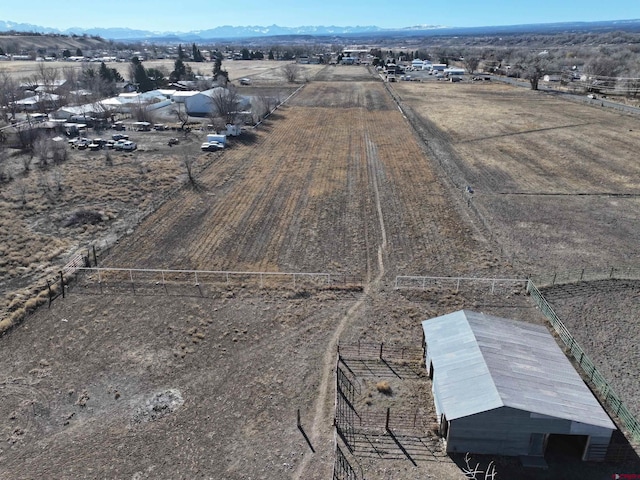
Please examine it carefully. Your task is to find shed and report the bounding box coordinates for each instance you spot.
[422,310,615,462]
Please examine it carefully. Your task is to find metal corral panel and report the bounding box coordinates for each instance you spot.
[422,310,615,432]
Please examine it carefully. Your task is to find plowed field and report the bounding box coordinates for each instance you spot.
[105,80,493,279]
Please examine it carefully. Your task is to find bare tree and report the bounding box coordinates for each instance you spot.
[281,63,301,83]
[33,137,51,169]
[0,72,21,122]
[209,87,242,125]
[36,63,61,93]
[171,102,191,132]
[583,56,621,93]
[12,178,29,206]
[252,92,281,123]
[463,56,480,75]
[181,147,200,189]
[0,145,11,184]
[519,53,550,90]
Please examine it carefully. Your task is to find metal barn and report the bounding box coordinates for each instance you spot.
[421,310,615,462]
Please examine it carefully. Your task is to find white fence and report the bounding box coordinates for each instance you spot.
[394,275,528,293]
[75,267,362,290]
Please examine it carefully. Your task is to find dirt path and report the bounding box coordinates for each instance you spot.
[292,127,389,480]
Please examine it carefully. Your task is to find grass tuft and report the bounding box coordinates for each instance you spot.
[376,380,393,396]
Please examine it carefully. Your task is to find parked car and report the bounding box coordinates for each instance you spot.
[112,133,129,141]
[168,138,180,146]
[154,124,167,131]
[70,137,91,149]
[121,141,137,151]
[113,140,128,150]
[201,142,224,151]
[112,121,126,131]
[239,78,252,85]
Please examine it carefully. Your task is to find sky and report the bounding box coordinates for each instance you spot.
[2,0,639,32]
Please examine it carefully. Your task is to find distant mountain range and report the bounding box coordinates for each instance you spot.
[1,19,640,42]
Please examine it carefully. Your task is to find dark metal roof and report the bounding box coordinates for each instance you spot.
[422,310,615,430]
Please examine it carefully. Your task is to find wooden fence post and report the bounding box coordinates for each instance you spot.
[93,245,98,267]
[59,271,65,299]
[47,280,53,307]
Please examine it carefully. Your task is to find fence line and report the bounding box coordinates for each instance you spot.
[44,250,91,305]
[337,341,423,362]
[526,278,640,443]
[395,275,528,293]
[530,266,640,288]
[73,266,363,290]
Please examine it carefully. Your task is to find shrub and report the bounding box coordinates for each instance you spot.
[376,380,393,395]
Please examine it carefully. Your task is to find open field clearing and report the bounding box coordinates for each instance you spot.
[104,79,495,279]
[1,66,639,479]
[0,59,322,85]
[393,80,640,272]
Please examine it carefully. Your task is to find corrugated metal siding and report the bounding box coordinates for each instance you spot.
[448,407,612,458]
[422,310,615,431]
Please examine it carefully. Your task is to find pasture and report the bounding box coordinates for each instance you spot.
[0,65,638,479]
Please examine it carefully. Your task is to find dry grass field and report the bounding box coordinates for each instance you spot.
[0,58,323,85]
[0,65,639,479]
[392,80,640,272]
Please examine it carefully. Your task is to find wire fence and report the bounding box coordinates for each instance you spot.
[337,341,423,362]
[394,275,528,294]
[72,266,363,294]
[529,266,640,288]
[526,275,640,444]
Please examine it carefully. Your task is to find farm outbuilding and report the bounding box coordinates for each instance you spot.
[421,310,615,462]
[184,87,251,117]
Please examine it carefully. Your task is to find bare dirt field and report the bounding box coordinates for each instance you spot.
[540,279,640,418]
[1,65,639,479]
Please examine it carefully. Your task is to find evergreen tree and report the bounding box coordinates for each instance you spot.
[192,43,204,62]
[212,53,229,83]
[99,62,114,82]
[75,48,83,57]
[268,50,274,60]
[177,44,186,60]
[147,68,168,88]
[131,56,153,92]
[172,59,187,80]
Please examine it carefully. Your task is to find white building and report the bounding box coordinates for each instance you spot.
[185,87,251,117]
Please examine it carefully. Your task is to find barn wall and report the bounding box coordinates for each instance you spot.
[447,407,612,459]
